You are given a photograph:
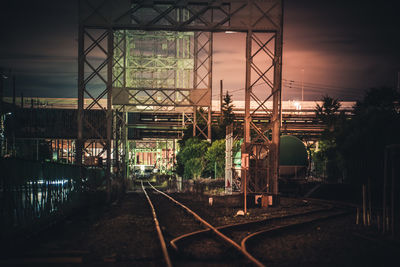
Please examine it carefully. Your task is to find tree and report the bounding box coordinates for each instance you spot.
[312,139,338,181]
[313,88,400,186]
[213,92,236,140]
[204,139,225,178]
[176,137,209,179]
[335,87,400,186]
[184,157,205,180]
[222,92,235,127]
[313,95,343,181]
[315,95,342,134]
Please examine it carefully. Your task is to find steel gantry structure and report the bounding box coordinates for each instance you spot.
[77,0,283,203]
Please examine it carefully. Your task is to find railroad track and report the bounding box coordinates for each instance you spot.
[141,181,351,267]
[172,207,350,261]
[141,181,265,266]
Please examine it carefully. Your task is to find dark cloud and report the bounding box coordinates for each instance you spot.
[282,0,400,100]
[284,0,400,54]
[0,0,399,100]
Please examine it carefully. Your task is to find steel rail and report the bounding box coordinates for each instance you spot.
[300,197,359,209]
[241,210,351,252]
[141,181,173,267]
[170,206,335,250]
[147,182,265,267]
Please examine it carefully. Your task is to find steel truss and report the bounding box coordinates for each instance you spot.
[242,29,282,207]
[77,0,283,201]
[128,139,176,173]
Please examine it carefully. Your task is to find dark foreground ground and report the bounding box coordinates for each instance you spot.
[1,190,400,266]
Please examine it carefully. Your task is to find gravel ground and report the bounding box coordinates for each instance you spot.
[172,193,330,226]
[250,215,400,267]
[2,192,164,266]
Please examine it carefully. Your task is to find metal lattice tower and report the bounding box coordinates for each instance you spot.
[113,30,195,110]
[77,0,283,201]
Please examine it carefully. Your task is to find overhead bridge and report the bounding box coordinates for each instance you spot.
[128,110,327,140]
[3,98,354,141]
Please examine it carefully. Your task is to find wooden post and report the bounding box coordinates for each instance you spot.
[362,184,367,226]
[383,148,388,233]
[391,149,395,237]
[368,178,372,226]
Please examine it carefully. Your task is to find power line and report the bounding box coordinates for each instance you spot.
[283,78,361,91]
[283,82,362,94]
[213,79,362,99]
[283,85,362,97]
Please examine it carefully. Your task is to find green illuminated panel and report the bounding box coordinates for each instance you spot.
[113,30,194,90]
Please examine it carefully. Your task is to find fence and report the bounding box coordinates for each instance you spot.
[0,158,105,241]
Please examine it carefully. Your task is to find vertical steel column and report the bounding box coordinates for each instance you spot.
[207,32,213,142]
[77,14,84,168]
[122,31,128,180]
[242,30,253,214]
[192,31,212,140]
[271,31,283,199]
[244,31,252,144]
[193,32,198,137]
[106,28,113,197]
[113,30,127,180]
[113,111,119,174]
[272,1,284,201]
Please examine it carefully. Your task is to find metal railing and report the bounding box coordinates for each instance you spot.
[0,158,105,240]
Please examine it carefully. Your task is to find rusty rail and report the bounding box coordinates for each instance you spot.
[141,181,173,267]
[147,182,265,267]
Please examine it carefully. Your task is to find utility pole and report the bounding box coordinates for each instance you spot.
[220,80,223,115]
[301,68,304,102]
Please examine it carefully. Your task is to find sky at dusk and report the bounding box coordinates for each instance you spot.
[0,0,399,101]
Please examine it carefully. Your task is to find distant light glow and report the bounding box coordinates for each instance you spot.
[29,179,70,185]
[293,101,302,110]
